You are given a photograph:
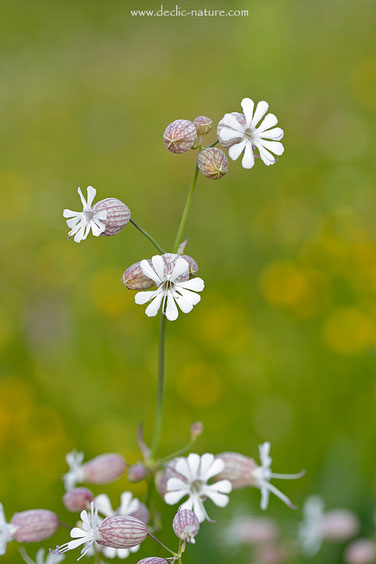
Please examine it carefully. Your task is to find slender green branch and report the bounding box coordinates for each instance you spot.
[130,218,166,254]
[159,438,196,464]
[148,533,177,556]
[208,139,219,147]
[150,314,167,458]
[172,161,200,253]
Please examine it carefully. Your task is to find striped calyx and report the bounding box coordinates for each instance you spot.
[98,515,148,549]
[163,120,197,154]
[198,148,228,180]
[92,198,131,236]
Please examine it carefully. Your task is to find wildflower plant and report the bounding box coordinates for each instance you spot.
[1,98,305,563]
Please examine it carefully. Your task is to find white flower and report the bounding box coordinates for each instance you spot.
[0,503,16,556]
[63,186,107,243]
[252,442,305,511]
[19,548,65,564]
[94,492,140,559]
[135,255,204,321]
[164,453,232,523]
[63,450,85,491]
[217,98,284,168]
[60,502,100,561]
[298,496,325,555]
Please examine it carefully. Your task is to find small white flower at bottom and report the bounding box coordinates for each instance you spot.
[19,548,65,564]
[59,502,100,560]
[164,453,232,523]
[298,496,325,556]
[252,442,305,511]
[135,255,204,321]
[0,503,16,556]
[63,186,107,243]
[63,450,85,491]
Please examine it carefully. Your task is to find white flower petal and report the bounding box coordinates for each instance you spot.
[251,101,269,127]
[73,225,86,243]
[255,144,276,166]
[151,255,165,281]
[90,221,105,237]
[166,477,189,491]
[63,209,79,218]
[66,216,81,229]
[170,258,189,281]
[241,143,255,169]
[241,97,255,127]
[258,127,284,140]
[176,287,201,307]
[86,186,97,208]
[210,479,232,494]
[95,494,114,518]
[175,457,193,481]
[220,113,245,133]
[175,294,194,314]
[192,497,207,523]
[95,210,107,221]
[201,456,224,480]
[164,292,178,321]
[204,489,229,508]
[140,259,161,285]
[180,498,194,512]
[164,490,187,505]
[145,293,164,317]
[177,277,205,292]
[77,188,87,208]
[229,140,246,161]
[199,453,215,478]
[256,113,278,133]
[187,453,201,479]
[134,290,159,305]
[259,140,284,156]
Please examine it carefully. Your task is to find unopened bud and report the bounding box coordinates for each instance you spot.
[130,503,150,525]
[137,559,168,564]
[122,254,199,291]
[190,421,204,439]
[193,116,213,136]
[173,509,199,543]
[226,516,278,545]
[215,452,257,489]
[63,487,94,512]
[82,453,126,484]
[92,198,131,236]
[99,515,148,549]
[345,539,376,564]
[198,148,228,180]
[163,120,197,154]
[10,510,58,542]
[128,463,147,483]
[322,510,360,541]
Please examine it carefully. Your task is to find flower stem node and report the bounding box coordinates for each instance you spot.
[190,421,204,439]
[163,120,198,154]
[10,510,59,543]
[198,148,228,180]
[92,198,131,236]
[63,488,94,513]
[173,509,200,544]
[98,516,148,549]
[193,116,213,136]
[137,559,168,564]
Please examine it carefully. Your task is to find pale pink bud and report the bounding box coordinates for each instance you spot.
[217,112,247,148]
[92,198,131,236]
[215,452,257,489]
[193,116,213,136]
[122,254,198,291]
[82,453,126,484]
[63,487,94,512]
[227,517,278,545]
[345,539,376,564]
[10,510,58,542]
[98,515,148,549]
[198,148,228,180]
[137,559,168,564]
[322,509,360,541]
[173,509,200,543]
[128,463,147,483]
[190,421,204,439]
[163,120,197,154]
[130,503,150,525]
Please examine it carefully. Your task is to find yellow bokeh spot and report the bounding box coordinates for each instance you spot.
[38,238,84,286]
[0,170,30,219]
[177,362,222,408]
[350,57,376,109]
[200,300,251,352]
[324,308,374,355]
[90,268,131,317]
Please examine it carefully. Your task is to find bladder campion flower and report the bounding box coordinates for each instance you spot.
[63,187,108,243]
[218,98,284,168]
[63,451,126,491]
[164,453,232,522]
[59,502,100,560]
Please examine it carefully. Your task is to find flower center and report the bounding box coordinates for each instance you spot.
[190,479,203,494]
[83,210,94,222]
[244,127,255,142]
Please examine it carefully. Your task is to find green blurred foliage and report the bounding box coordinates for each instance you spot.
[0,0,375,562]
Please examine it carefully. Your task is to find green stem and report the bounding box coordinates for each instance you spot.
[209,139,219,147]
[159,438,196,464]
[130,218,166,254]
[150,314,167,458]
[148,533,177,556]
[172,161,200,253]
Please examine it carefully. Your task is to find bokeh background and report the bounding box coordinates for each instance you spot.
[1,0,375,562]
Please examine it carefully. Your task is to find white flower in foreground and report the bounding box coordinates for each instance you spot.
[217,98,284,168]
[298,496,325,556]
[252,442,305,511]
[164,453,232,523]
[63,186,107,243]
[64,451,85,491]
[0,503,16,556]
[19,548,65,564]
[59,502,100,560]
[135,255,204,321]
[95,492,141,559]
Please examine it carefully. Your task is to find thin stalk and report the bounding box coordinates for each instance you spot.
[159,438,196,464]
[130,218,166,254]
[150,314,167,458]
[172,161,199,253]
[148,533,177,556]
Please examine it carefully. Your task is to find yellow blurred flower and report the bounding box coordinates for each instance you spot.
[90,268,132,317]
[350,56,376,109]
[177,362,222,408]
[323,308,374,355]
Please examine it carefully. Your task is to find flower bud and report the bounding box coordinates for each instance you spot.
[215,452,257,489]
[130,503,150,525]
[63,487,94,512]
[10,510,58,542]
[322,510,360,541]
[190,421,204,439]
[137,559,168,564]
[92,198,131,236]
[122,254,199,291]
[173,509,199,543]
[98,515,148,549]
[163,120,197,154]
[217,112,247,148]
[128,463,147,483]
[225,516,278,545]
[345,539,376,564]
[82,453,126,484]
[193,116,213,136]
[198,148,228,179]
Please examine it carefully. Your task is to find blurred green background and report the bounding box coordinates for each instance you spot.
[0,0,375,562]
